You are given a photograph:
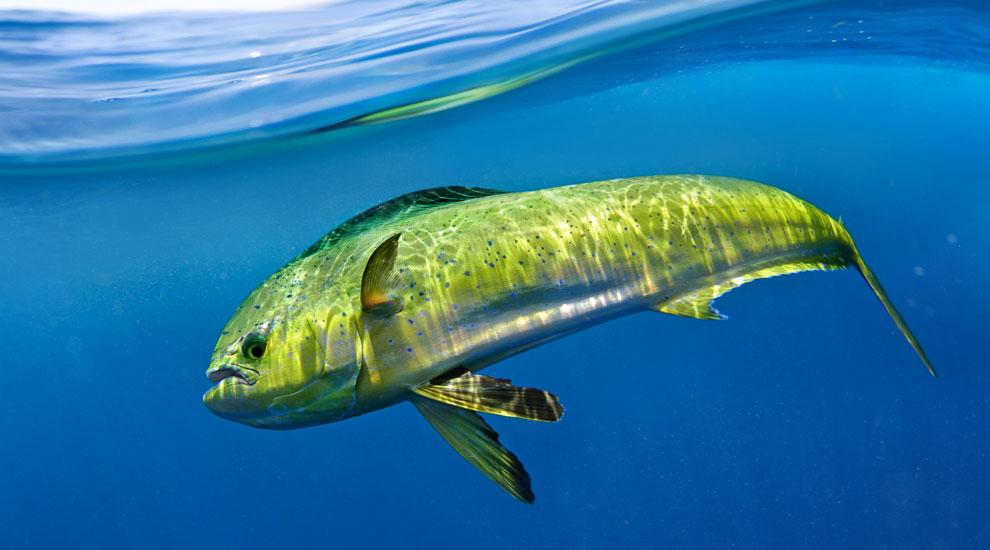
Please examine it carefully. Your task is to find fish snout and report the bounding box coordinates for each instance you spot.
[206,364,258,386]
[203,363,263,420]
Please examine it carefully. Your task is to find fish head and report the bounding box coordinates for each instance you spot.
[203,287,360,429]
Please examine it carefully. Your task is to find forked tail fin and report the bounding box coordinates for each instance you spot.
[852,252,937,377]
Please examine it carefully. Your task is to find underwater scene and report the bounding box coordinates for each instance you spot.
[1,0,988,548]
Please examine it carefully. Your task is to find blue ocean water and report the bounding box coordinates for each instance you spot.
[1,0,988,548]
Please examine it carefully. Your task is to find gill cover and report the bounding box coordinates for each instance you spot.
[257,316,362,428]
[205,305,362,429]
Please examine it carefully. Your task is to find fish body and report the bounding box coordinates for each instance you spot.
[203,175,933,502]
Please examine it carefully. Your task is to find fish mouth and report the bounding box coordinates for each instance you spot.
[206,364,258,386]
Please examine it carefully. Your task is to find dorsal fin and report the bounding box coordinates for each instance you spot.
[297,186,506,260]
[361,233,404,316]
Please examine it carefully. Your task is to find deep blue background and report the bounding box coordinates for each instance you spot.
[2,38,989,550]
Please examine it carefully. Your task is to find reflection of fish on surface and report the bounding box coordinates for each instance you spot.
[203,175,935,503]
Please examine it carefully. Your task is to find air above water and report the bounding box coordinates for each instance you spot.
[1,1,988,548]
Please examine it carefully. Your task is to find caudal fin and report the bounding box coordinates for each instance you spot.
[852,253,937,377]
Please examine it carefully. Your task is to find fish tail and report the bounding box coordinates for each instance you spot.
[849,248,937,377]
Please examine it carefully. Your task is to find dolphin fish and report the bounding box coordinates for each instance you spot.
[204,175,934,502]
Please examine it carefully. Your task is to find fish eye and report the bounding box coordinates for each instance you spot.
[242,333,267,360]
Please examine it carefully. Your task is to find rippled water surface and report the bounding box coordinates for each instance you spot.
[1,1,989,548]
[2,0,988,165]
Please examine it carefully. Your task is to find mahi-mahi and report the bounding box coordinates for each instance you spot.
[203,175,934,502]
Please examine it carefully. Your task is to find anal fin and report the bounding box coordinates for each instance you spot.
[413,397,534,503]
[413,369,563,422]
[653,292,726,320]
[653,260,850,321]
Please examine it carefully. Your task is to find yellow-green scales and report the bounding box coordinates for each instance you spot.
[203,175,934,502]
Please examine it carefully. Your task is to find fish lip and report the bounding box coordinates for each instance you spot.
[206,364,259,386]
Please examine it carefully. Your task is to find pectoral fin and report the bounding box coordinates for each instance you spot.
[413,397,534,503]
[361,233,403,316]
[413,369,564,422]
